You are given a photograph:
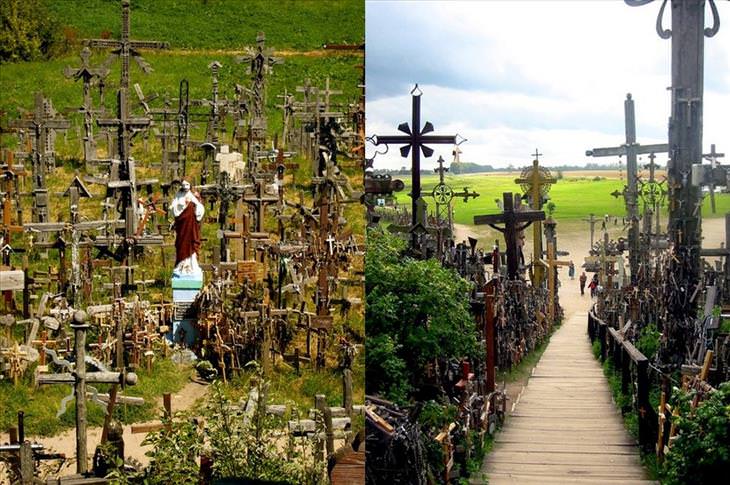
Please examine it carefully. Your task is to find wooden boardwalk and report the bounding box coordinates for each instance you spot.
[473,311,655,484]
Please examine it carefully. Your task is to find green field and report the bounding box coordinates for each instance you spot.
[394,172,730,225]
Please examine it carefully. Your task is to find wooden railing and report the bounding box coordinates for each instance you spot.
[587,310,658,452]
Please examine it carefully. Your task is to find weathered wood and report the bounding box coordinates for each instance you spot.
[0,270,24,291]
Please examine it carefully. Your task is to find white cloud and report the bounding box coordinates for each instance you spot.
[366,1,730,169]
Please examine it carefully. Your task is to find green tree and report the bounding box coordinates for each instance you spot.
[366,228,481,403]
[0,0,63,63]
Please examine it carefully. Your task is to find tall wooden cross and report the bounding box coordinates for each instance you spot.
[36,311,137,474]
[199,172,249,262]
[97,87,151,235]
[585,93,668,283]
[64,47,110,164]
[538,220,571,323]
[242,179,279,234]
[514,150,556,286]
[372,86,458,237]
[83,0,169,90]
[474,192,545,280]
[582,213,601,249]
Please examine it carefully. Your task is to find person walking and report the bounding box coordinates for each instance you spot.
[589,274,598,298]
[579,272,587,296]
[568,261,575,280]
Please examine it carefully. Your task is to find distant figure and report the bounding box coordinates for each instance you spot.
[568,261,575,280]
[579,272,587,296]
[589,274,599,298]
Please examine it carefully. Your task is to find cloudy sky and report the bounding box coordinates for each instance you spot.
[365,1,730,170]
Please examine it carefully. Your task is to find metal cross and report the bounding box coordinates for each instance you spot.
[372,86,458,245]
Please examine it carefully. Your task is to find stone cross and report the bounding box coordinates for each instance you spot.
[515,151,556,286]
[372,86,458,246]
[36,311,137,474]
[83,0,169,90]
[586,93,668,283]
[474,192,545,280]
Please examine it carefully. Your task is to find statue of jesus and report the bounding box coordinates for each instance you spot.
[171,180,204,276]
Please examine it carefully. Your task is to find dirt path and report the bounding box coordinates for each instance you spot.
[33,378,209,475]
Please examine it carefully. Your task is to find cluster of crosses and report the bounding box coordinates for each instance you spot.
[0,0,365,482]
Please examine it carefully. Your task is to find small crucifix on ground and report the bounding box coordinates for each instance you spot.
[474,192,545,280]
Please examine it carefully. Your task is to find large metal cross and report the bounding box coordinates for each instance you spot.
[83,0,169,90]
[372,85,458,230]
[586,93,668,283]
[514,151,556,286]
[474,192,545,280]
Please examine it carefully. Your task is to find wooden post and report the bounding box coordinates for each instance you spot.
[599,322,607,361]
[314,394,326,462]
[484,280,497,393]
[19,440,34,485]
[621,346,630,397]
[342,369,353,417]
[260,304,271,376]
[637,358,650,452]
[324,405,334,456]
[73,318,89,474]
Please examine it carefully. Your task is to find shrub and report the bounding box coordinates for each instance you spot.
[0,0,65,63]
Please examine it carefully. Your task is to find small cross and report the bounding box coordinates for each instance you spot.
[532,148,542,161]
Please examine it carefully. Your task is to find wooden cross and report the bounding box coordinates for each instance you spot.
[199,171,250,262]
[474,192,545,280]
[538,226,571,323]
[373,86,458,246]
[515,152,556,286]
[582,213,601,249]
[64,47,110,164]
[586,93,668,283]
[702,143,725,214]
[242,179,279,233]
[83,0,169,90]
[36,311,137,474]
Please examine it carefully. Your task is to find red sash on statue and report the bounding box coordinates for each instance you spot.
[173,202,202,266]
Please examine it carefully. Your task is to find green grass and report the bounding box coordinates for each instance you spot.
[0,359,191,436]
[395,173,730,225]
[497,319,560,384]
[45,0,363,51]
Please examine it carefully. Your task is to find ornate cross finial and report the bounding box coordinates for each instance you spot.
[532,148,542,161]
[625,0,720,39]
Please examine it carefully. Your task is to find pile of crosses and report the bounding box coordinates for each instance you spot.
[365,86,566,482]
[583,0,728,456]
[0,0,364,481]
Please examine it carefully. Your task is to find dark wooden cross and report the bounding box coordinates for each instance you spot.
[97,87,151,236]
[474,192,545,280]
[373,86,457,243]
[586,93,668,283]
[242,178,279,234]
[36,311,137,474]
[83,0,169,90]
[199,171,250,262]
[515,151,556,287]
[64,47,110,164]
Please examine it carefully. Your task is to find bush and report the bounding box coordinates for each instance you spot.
[635,323,661,359]
[0,0,65,63]
[664,382,730,485]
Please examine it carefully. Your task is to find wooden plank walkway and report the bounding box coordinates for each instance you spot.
[472,311,655,484]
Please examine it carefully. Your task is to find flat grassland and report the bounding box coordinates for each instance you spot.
[393,170,730,225]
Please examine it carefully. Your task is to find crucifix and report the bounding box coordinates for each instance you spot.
[474,192,545,280]
[515,149,556,286]
[242,179,279,234]
[372,85,458,247]
[237,31,282,158]
[638,152,667,243]
[586,93,668,283]
[36,311,137,474]
[83,0,169,90]
[702,143,724,214]
[582,213,601,249]
[198,171,249,262]
[64,47,110,165]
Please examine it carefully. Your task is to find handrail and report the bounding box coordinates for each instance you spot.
[587,310,656,452]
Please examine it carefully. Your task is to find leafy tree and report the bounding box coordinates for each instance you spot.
[0,0,63,63]
[366,228,481,403]
[664,382,730,485]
